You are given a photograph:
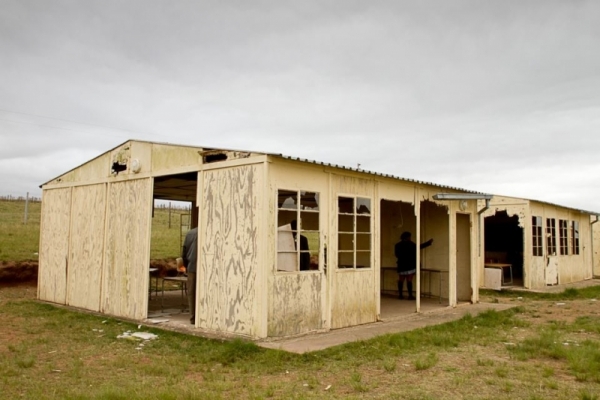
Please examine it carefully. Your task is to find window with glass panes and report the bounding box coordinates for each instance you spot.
[337,196,371,269]
[559,219,568,255]
[572,221,580,255]
[532,216,543,256]
[276,190,320,272]
[546,218,556,256]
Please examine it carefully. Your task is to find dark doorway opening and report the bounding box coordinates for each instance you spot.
[484,211,524,286]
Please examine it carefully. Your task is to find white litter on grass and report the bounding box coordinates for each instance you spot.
[325,385,332,391]
[303,384,309,387]
[117,331,159,341]
[556,303,566,306]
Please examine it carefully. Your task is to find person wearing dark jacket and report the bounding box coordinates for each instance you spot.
[395,231,433,300]
[182,227,198,324]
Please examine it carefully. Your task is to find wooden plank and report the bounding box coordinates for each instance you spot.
[101,179,152,320]
[199,165,260,336]
[38,188,71,304]
[67,184,106,311]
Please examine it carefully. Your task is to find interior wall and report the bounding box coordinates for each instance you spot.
[38,187,72,304]
[420,200,449,300]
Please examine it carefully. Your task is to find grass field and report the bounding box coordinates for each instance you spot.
[2,285,600,399]
[0,199,189,262]
[3,199,600,398]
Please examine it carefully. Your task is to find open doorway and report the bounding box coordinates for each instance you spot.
[484,211,524,287]
[147,172,198,321]
[379,199,449,319]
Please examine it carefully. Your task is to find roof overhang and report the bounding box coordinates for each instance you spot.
[433,193,493,201]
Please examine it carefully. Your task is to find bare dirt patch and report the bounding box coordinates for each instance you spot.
[0,259,180,285]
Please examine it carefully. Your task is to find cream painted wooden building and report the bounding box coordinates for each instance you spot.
[480,195,599,290]
[39,139,490,340]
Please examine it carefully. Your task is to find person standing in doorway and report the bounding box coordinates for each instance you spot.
[395,231,433,300]
[182,226,198,325]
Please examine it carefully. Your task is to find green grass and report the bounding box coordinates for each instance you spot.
[3,287,600,398]
[4,287,600,399]
[0,199,41,261]
[0,199,188,262]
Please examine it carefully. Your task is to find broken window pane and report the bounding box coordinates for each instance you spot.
[278,190,297,209]
[277,189,320,272]
[300,191,319,210]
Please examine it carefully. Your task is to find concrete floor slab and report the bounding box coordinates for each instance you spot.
[258,302,515,354]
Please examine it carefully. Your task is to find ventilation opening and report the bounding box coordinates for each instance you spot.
[203,153,228,163]
[111,162,127,175]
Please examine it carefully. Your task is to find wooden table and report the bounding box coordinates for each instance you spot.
[420,268,448,304]
[149,268,159,299]
[484,263,513,286]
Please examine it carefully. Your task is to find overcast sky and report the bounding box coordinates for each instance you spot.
[1,1,599,211]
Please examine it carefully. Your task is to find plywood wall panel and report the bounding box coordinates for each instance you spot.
[331,271,376,329]
[101,179,152,320]
[199,165,260,337]
[47,153,111,186]
[268,274,325,337]
[38,188,72,304]
[151,143,201,172]
[67,184,106,311]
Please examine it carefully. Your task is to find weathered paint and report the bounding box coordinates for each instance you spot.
[198,164,260,337]
[67,184,107,311]
[38,187,71,304]
[482,195,594,290]
[267,273,325,336]
[331,174,377,329]
[267,161,329,337]
[101,178,152,320]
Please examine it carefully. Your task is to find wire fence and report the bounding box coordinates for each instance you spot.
[0,195,41,202]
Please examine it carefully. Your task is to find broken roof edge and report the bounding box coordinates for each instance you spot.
[486,193,600,217]
[38,138,281,189]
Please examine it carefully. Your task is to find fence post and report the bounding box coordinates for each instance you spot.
[168,202,172,229]
[23,192,29,224]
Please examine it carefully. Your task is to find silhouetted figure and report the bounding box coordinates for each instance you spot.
[395,231,433,300]
[291,219,310,271]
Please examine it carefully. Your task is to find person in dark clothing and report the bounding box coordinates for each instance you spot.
[395,231,433,300]
[182,227,198,324]
[290,219,310,271]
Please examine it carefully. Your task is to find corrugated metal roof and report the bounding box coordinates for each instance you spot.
[275,154,486,194]
[40,139,600,215]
